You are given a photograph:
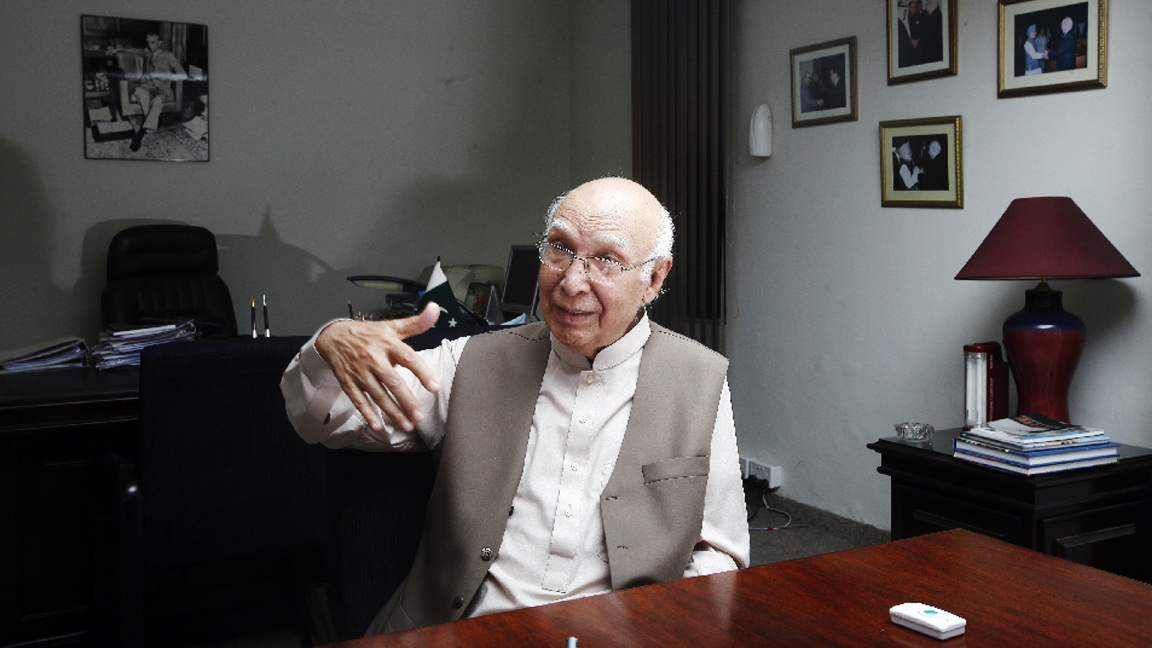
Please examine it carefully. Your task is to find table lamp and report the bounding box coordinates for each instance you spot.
[955,197,1139,423]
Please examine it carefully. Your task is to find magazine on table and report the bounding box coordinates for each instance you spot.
[954,437,1119,467]
[964,414,1105,448]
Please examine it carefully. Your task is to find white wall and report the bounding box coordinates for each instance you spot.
[729,0,1152,527]
[0,0,631,348]
[569,1,633,184]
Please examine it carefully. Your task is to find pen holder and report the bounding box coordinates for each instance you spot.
[895,422,934,442]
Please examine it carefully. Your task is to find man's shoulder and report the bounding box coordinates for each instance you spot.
[647,322,728,365]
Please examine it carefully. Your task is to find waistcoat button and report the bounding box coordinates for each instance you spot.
[480,547,494,561]
[452,596,464,609]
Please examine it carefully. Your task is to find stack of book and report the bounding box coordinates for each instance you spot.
[92,321,196,369]
[954,414,1119,476]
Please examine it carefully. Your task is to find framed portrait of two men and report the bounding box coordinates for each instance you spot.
[790,36,858,128]
[998,0,1108,97]
[880,116,963,209]
[887,0,959,84]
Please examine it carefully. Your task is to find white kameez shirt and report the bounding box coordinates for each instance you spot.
[281,315,749,618]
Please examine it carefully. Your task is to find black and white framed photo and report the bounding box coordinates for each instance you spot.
[82,15,209,162]
[879,116,963,208]
[998,0,1107,97]
[790,37,858,128]
[887,0,958,84]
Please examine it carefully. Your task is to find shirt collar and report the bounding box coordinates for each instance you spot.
[551,312,652,371]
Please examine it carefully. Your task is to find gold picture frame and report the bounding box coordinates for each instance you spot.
[790,36,858,128]
[998,0,1107,98]
[880,116,963,209]
[887,0,959,85]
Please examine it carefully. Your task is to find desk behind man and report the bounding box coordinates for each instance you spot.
[281,178,748,635]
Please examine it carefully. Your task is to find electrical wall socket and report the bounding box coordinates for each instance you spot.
[743,457,783,489]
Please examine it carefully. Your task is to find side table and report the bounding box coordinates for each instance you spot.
[868,428,1152,583]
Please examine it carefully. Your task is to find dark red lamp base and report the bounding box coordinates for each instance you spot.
[1002,284,1084,423]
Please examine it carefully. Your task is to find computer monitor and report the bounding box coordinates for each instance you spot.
[501,245,540,320]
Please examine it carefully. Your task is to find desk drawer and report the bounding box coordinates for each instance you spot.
[892,483,1028,545]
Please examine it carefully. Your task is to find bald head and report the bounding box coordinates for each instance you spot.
[537,178,675,358]
[544,178,674,267]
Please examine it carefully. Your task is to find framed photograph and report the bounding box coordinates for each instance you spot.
[998,0,1107,97]
[82,15,209,162]
[790,37,858,128]
[879,116,963,208]
[887,0,958,84]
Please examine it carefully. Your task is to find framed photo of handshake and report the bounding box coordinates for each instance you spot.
[789,36,858,128]
[879,115,963,209]
[998,0,1108,98]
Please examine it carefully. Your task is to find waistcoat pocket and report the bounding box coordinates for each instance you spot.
[641,455,709,483]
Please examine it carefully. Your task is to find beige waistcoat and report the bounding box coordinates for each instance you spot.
[369,321,729,634]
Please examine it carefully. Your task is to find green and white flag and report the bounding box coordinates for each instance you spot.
[415,260,469,328]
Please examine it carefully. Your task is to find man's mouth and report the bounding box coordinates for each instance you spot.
[556,305,595,320]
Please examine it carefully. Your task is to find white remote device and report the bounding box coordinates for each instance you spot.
[889,602,966,640]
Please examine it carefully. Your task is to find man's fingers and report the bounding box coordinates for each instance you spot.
[361,375,416,432]
[339,366,418,433]
[335,374,387,432]
[371,364,426,427]
[390,341,441,394]
[316,309,445,433]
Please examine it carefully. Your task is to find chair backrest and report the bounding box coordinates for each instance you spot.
[138,335,325,569]
[115,51,144,79]
[102,224,237,337]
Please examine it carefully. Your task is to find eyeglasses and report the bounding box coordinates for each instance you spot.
[537,241,654,285]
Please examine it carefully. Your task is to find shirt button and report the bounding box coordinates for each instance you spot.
[452,596,464,609]
[584,375,594,384]
[480,547,494,561]
[564,505,573,517]
[570,462,579,472]
[578,416,588,425]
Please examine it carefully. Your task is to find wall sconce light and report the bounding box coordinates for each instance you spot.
[750,103,772,157]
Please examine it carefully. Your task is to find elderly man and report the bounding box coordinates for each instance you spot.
[281,177,748,634]
[1046,17,1078,72]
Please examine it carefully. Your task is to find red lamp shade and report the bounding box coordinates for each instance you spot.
[955,197,1139,280]
[956,197,1139,423]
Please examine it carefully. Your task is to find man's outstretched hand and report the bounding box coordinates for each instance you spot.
[314,303,442,433]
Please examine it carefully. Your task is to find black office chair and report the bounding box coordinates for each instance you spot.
[102,224,238,337]
[116,335,325,647]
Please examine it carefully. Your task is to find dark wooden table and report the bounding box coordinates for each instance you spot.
[323,529,1152,646]
[1,366,140,645]
[869,428,1152,582]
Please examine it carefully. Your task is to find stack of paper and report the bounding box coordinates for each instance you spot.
[92,321,196,369]
[0,337,89,372]
[954,414,1117,476]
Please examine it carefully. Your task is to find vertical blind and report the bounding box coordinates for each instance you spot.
[632,0,730,352]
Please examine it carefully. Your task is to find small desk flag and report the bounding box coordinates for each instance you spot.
[415,260,470,328]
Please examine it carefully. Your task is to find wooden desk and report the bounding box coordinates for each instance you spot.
[324,530,1152,646]
[869,428,1152,582]
[0,367,139,646]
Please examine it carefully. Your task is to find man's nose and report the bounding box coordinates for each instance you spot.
[560,258,591,292]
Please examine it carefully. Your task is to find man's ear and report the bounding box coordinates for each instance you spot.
[643,257,673,304]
